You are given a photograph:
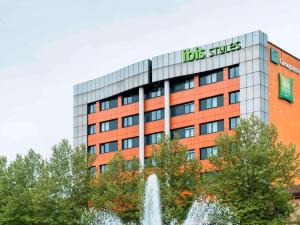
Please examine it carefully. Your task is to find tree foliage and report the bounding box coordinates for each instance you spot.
[0,139,91,225]
[91,151,142,224]
[204,115,300,224]
[146,135,203,224]
[91,136,203,224]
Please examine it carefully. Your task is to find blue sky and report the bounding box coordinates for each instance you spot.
[0,0,299,161]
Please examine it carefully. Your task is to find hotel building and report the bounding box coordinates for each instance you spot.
[73,30,300,177]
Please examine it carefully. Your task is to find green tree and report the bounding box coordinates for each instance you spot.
[0,150,47,225]
[147,135,203,224]
[91,151,142,224]
[0,139,91,225]
[45,139,91,225]
[204,115,300,224]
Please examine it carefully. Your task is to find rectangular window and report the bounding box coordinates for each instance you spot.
[87,145,96,155]
[88,124,96,135]
[171,102,194,117]
[145,157,157,167]
[145,109,164,123]
[100,141,118,154]
[187,150,195,161]
[200,120,224,135]
[229,91,240,104]
[122,114,139,127]
[100,97,118,111]
[89,166,96,176]
[199,69,223,86]
[100,164,108,173]
[100,119,118,132]
[145,85,164,99]
[170,77,194,93]
[145,132,163,145]
[171,126,194,139]
[122,137,139,149]
[200,95,224,111]
[122,92,139,105]
[200,147,218,160]
[229,65,239,79]
[88,103,96,114]
[230,117,240,130]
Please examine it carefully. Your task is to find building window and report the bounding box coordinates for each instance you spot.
[145,132,163,145]
[199,69,223,86]
[200,95,224,111]
[187,150,195,161]
[88,124,96,135]
[145,84,164,99]
[229,91,240,104]
[100,141,118,154]
[145,157,157,167]
[145,109,164,123]
[122,114,139,127]
[88,103,96,114]
[100,97,118,111]
[200,120,224,135]
[89,166,96,176]
[122,92,139,105]
[87,145,96,155]
[200,147,218,160]
[122,137,139,149]
[171,126,194,139]
[100,119,118,132]
[100,164,108,173]
[230,117,240,130]
[170,77,194,93]
[171,102,194,117]
[229,65,239,79]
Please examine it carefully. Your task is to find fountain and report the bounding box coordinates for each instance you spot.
[83,174,234,225]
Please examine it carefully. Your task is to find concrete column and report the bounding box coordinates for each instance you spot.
[139,87,145,169]
[164,80,170,137]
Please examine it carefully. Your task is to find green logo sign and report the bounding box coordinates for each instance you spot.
[183,41,241,63]
[278,73,293,103]
[270,48,279,64]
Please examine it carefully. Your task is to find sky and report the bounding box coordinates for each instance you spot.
[0,0,299,161]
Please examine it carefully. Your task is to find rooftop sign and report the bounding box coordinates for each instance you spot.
[270,48,300,75]
[183,41,241,63]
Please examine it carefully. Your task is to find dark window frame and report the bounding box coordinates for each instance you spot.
[100,119,118,132]
[122,114,139,128]
[145,132,163,145]
[171,126,195,139]
[229,65,240,79]
[200,120,224,135]
[145,108,164,123]
[100,141,118,154]
[122,137,139,150]
[199,94,224,111]
[87,124,96,135]
[88,103,96,114]
[100,97,118,111]
[171,101,194,117]
[170,77,194,93]
[200,146,218,160]
[199,69,223,86]
[229,91,240,104]
[229,116,240,130]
